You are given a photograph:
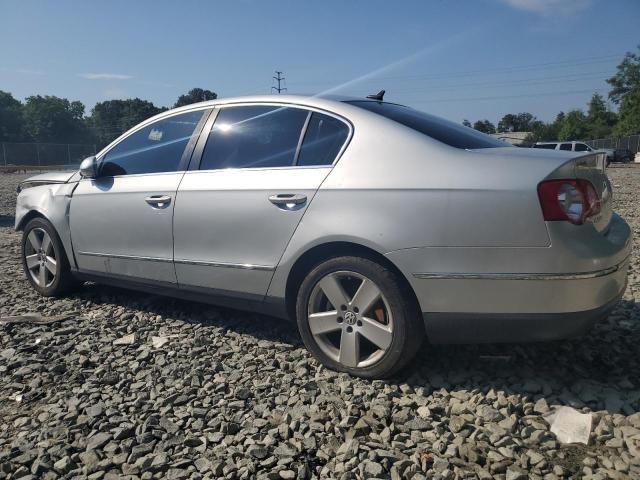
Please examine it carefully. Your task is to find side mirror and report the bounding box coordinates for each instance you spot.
[79,156,98,178]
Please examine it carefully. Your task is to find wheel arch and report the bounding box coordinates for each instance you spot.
[284,241,420,321]
[16,209,48,231]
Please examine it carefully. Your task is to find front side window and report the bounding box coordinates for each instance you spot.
[100,110,205,176]
[574,143,590,152]
[297,113,349,166]
[346,101,506,150]
[200,105,308,170]
[559,143,572,151]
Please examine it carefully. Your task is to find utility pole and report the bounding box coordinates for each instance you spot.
[271,71,287,94]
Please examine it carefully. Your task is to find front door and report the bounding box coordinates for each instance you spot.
[69,109,208,283]
[173,104,350,299]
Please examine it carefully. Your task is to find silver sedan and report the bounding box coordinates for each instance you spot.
[14,94,632,378]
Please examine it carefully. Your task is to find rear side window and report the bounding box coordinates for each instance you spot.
[101,110,205,176]
[575,143,590,152]
[200,105,307,170]
[559,143,572,151]
[346,101,506,149]
[533,143,557,149]
[297,113,349,166]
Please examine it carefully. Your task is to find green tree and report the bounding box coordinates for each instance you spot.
[472,119,496,134]
[89,99,166,147]
[586,93,616,138]
[0,90,24,142]
[22,95,89,143]
[462,119,472,128]
[557,110,589,141]
[497,112,536,132]
[174,88,217,108]
[607,46,640,104]
[613,87,640,136]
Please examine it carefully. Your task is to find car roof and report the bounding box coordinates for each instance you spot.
[169,93,376,113]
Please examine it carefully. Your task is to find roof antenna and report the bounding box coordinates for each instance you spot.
[366,90,385,101]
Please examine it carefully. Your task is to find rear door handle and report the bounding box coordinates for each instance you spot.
[268,193,307,208]
[145,195,172,208]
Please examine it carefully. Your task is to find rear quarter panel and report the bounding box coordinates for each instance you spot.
[267,113,568,301]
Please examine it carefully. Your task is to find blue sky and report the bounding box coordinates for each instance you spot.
[1,0,638,124]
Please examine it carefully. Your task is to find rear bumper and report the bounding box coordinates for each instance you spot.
[386,213,632,344]
[416,255,630,343]
[423,290,624,344]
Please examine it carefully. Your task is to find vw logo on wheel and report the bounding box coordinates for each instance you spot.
[344,311,357,325]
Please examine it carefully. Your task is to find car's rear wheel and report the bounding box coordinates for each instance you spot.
[296,256,424,378]
[21,217,79,297]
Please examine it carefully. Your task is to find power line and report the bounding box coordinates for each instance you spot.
[412,88,609,104]
[395,71,611,94]
[271,71,287,94]
[288,54,621,88]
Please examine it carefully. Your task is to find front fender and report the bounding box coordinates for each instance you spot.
[15,182,78,269]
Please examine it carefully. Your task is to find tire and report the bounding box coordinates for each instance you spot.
[21,217,80,297]
[296,255,424,378]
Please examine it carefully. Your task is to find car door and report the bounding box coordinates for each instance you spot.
[574,143,591,152]
[559,143,573,151]
[173,104,351,299]
[69,108,209,283]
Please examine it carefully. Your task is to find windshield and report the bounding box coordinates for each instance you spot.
[346,101,508,150]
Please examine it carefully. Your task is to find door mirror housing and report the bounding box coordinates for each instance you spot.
[79,156,98,178]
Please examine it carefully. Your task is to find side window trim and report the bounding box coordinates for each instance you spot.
[178,108,214,171]
[189,108,220,171]
[190,102,353,172]
[293,111,312,166]
[96,106,212,177]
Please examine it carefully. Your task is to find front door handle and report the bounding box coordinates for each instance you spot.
[268,193,307,208]
[145,195,172,208]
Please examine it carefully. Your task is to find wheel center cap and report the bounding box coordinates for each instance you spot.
[344,311,357,325]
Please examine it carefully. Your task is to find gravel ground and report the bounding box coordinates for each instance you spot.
[0,168,639,480]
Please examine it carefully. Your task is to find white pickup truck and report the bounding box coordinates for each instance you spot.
[533,141,617,164]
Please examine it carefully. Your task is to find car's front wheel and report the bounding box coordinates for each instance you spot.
[296,256,424,378]
[21,217,79,297]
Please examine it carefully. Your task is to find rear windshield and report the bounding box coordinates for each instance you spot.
[533,143,557,149]
[345,101,507,150]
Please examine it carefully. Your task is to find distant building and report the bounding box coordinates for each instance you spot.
[491,132,531,146]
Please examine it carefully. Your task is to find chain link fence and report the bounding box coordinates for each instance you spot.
[585,135,640,155]
[1,142,97,169]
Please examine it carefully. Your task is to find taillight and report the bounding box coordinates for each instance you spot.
[537,179,600,225]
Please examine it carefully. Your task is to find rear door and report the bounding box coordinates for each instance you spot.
[173,104,350,299]
[70,108,208,283]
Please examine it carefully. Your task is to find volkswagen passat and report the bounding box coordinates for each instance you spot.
[15,94,632,378]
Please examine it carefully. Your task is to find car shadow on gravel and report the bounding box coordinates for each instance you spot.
[73,283,639,413]
[0,215,14,227]
[399,299,640,414]
[76,282,304,346]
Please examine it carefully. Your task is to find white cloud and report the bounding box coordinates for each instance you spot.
[80,73,132,80]
[0,67,44,75]
[501,0,592,15]
[14,68,44,75]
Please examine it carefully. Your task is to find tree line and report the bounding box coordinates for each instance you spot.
[0,88,217,148]
[1,47,639,150]
[462,47,640,144]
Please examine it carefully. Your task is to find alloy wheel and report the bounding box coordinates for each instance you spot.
[24,228,57,288]
[307,270,393,368]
